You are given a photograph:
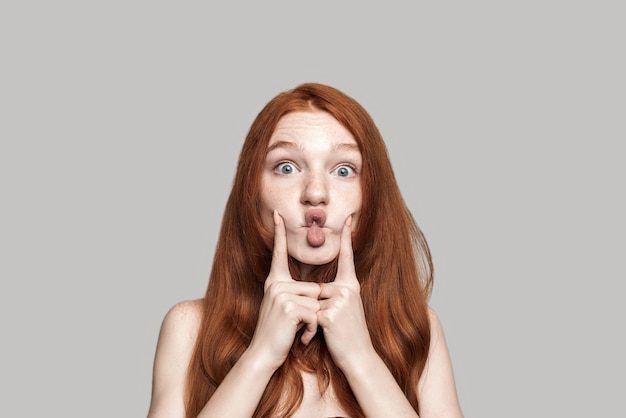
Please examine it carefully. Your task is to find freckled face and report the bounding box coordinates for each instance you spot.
[260,111,362,272]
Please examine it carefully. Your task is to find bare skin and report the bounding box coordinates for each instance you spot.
[148,111,463,417]
[259,111,363,269]
[147,213,464,417]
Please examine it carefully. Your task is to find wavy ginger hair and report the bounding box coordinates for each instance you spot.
[186,83,434,417]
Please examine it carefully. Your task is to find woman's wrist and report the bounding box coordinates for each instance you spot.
[335,345,382,378]
[240,343,285,377]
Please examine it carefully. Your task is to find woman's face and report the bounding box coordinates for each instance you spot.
[260,110,362,274]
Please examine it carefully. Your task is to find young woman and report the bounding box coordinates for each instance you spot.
[147,83,463,418]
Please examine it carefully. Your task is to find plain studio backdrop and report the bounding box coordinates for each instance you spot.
[1,2,624,417]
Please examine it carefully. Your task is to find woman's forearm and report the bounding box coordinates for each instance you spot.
[341,350,419,418]
[197,348,276,418]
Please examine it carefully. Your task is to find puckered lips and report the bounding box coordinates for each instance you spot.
[305,209,326,247]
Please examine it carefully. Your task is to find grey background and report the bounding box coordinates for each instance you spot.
[1,1,624,417]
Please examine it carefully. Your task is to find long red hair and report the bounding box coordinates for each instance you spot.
[186,83,433,417]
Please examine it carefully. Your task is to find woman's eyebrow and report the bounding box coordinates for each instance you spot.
[265,141,360,154]
[266,141,300,154]
[333,143,360,152]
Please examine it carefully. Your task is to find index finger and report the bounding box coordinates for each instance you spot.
[335,215,358,287]
[268,210,290,281]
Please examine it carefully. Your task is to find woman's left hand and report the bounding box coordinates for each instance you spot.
[317,216,375,371]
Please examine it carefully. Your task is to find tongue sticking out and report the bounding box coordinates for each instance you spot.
[307,222,326,247]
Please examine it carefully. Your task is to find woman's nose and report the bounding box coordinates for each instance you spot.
[301,171,328,206]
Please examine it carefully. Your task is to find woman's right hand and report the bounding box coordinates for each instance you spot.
[247,210,321,370]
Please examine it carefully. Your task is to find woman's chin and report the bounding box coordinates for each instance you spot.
[290,247,338,268]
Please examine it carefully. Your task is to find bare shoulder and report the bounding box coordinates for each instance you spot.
[426,306,444,341]
[154,298,204,370]
[418,306,464,418]
[161,299,204,336]
[147,299,204,418]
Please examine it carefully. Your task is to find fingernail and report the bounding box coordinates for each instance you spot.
[273,210,280,226]
[345,215,353,227]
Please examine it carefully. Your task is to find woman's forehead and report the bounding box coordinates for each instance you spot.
[268,111,357,147]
